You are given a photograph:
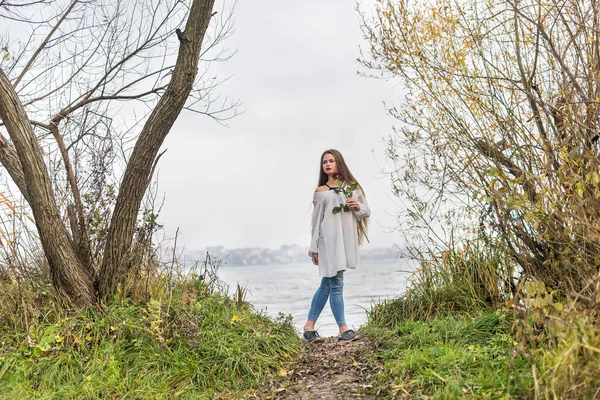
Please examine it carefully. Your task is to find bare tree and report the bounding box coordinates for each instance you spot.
[0,0,237,307]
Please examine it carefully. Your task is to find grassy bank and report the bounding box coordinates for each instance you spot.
[364,311,533,398]
[0,277,302,399]
[363,239,600,399]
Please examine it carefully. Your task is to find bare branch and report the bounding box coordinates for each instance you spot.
[13,0,79,88]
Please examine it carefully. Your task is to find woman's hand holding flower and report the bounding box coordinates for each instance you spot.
[327,173,370,243]
[346,197,360,211]
[331,173,360,214]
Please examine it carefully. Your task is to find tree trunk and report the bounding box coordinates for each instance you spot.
[99,0,216,298]
[0,69,96,308]
[0,132,30,203]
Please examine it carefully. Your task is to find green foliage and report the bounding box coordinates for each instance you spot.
[510,278,600,399]
[0,279,302,399]
[364,312,534,399]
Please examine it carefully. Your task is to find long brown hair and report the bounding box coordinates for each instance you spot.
[318,149,369,245]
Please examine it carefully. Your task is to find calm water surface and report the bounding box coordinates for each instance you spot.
[217,259,412,337]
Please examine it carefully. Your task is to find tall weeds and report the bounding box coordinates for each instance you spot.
[368,236,510,326]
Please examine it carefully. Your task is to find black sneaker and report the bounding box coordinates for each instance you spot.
[338,329,357,342]
[303,330,321,343]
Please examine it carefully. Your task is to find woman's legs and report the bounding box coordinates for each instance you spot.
[304,277,331,331]
[304,271,350,334]
[328,271,348,333]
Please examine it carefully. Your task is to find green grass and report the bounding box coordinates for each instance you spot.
[0,288,302,399]
[364,234,600,399]
[362,238,536,398]
[364,311,534,399]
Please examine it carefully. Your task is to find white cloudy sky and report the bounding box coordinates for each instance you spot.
[157,0,404,251]
[1,0,405,252]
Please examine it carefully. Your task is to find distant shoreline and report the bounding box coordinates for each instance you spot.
[183,245,405,267]
[218,257,403,268]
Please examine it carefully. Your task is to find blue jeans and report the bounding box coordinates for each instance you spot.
[307,271,346,327]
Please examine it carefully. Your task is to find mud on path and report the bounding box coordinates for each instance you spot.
[248,335,385,400]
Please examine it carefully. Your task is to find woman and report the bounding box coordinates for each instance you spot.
[303,149,371,343]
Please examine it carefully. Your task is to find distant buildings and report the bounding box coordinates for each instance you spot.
[184,244,401,267]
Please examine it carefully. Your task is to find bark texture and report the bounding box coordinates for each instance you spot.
[0,69,96,307]
[98,0,216,298]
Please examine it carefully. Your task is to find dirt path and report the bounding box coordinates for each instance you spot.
[249,335,385,400]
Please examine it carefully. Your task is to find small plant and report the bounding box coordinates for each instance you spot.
[275,312,294,329]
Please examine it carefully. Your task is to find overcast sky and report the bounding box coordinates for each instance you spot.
[156,0,403,252]
[1,0,404,252]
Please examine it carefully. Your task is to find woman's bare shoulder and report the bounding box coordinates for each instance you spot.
[315,185,329,193]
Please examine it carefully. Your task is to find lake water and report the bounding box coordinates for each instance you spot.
[216,259,413,337]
